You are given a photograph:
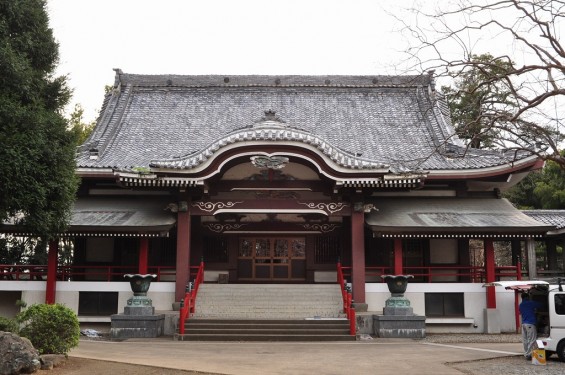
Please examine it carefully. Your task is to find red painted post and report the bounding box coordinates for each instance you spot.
[484,239,496,308]
[351,207,365,303]
[138,237,149,274]
[517,261,522,281]
[394,239,403,275]
[45,240,58,304]
[175,203,191,302]
[349,308,356,336]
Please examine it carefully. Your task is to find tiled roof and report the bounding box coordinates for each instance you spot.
[77,72,533,174]
[522,210,565,230]
[367,198,553,233]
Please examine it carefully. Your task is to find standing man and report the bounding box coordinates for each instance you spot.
[519,292,542,360]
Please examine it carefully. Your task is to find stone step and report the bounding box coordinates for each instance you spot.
[189,283,346,322]
[176,318,354,342]
[175,334,355,342]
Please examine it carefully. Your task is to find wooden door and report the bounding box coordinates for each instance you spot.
[237,237,306,281]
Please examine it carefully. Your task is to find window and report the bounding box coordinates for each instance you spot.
[555,294,565,315]
[78,292,118,316]
[425,293,464,317]
[203,236,229,263]
[314,236,341,264]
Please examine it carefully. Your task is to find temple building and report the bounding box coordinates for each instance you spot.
[1,71,564,335]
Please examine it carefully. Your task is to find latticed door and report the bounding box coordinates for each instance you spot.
[237,237,306,281]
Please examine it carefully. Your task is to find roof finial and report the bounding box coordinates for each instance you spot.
[264,110,276,120]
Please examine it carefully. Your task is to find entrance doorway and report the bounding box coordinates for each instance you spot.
[237,237,306,281]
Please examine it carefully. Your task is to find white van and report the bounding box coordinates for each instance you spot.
[485,279,565,361]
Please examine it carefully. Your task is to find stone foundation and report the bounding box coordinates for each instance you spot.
[110,314,164,339]
[373,315,426,338]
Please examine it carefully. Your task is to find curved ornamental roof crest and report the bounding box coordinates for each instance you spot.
[149,111,390,173]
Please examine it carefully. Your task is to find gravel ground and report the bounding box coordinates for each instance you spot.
[423,334,564,375]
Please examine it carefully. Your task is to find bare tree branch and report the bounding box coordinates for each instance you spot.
[399,0,565,168]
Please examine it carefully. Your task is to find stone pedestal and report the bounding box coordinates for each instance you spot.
[110,274,164,340]
[373,315,426,338]
[373,274,426,338]
[110,314,165,339]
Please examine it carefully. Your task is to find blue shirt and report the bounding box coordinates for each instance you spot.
[519,299,542,325]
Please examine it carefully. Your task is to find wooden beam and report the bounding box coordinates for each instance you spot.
[175,203,191,302]
[190,199,351,216]
[394,239,403,275]
[351,207,365,303]
[138,238,149,274]
[45,240,58,304]
[484,239,496,309]
[526,238,537,280]
[210,180,330,193]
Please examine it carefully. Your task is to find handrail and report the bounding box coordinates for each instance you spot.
[337,261,356,336]
[179,260,205,335]
[365,265,522,283]
[0,263,525,283]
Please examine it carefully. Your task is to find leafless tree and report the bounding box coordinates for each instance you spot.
[399,0,565,168]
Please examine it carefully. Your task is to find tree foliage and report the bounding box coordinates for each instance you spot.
[401,0,565,168]
[0,0,79,237]
[68,103,95,145]
[442,53,517,149]
[505,150,565,209]
[17,303,80,355]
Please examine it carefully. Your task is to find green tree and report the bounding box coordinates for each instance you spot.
[532,153,565,209]
[68,103,95,145]
[505,150,565,209]
[442,53,516,149]
[17,303,80,355]
[401,0,564,168]
[503,171,542,209]
[0,0,79,237]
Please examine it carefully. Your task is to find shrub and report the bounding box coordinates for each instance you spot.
[17,304,80,354]
[0,316,18,333]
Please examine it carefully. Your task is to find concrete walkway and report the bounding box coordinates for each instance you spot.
[69,337,524,375]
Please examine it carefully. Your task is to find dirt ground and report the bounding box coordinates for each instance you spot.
[41,357,217,375]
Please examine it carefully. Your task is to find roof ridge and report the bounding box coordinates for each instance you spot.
[114,72,433,89]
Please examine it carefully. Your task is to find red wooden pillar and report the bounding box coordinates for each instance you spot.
[393,239,403,275]
[351,206,365,303]
[138,237,149,274]
[175,202,191,302]
[484,239,496,308]
[45,240,58,304]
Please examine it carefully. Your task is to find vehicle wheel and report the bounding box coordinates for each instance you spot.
[558,341,565,362]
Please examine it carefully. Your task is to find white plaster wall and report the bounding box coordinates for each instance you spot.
[20,290,45,307]
[365,283,518,334]
[1,281,175,318]
[0,280,522,333]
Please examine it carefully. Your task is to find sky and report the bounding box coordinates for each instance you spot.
[47,0,423,121]
[46,0,563,135]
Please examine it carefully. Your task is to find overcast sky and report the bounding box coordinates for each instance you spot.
[47,0,428,121]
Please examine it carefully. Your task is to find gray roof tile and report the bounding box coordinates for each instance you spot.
[77,73,533,173]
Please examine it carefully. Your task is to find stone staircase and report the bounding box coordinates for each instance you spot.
[175,284,354,341]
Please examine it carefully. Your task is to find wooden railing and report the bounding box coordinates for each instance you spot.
[0,263,525,284]
[178,260,205,335]
[0,264,177,282]
[365,264,522,283]
[337,261,356,336]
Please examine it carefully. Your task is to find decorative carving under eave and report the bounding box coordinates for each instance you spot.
[192,201,243,213]
[251,155,289,170]
[297,202,349,215]
[204,223,247,233]
[302,223,341,233]
[255,191,299,199]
